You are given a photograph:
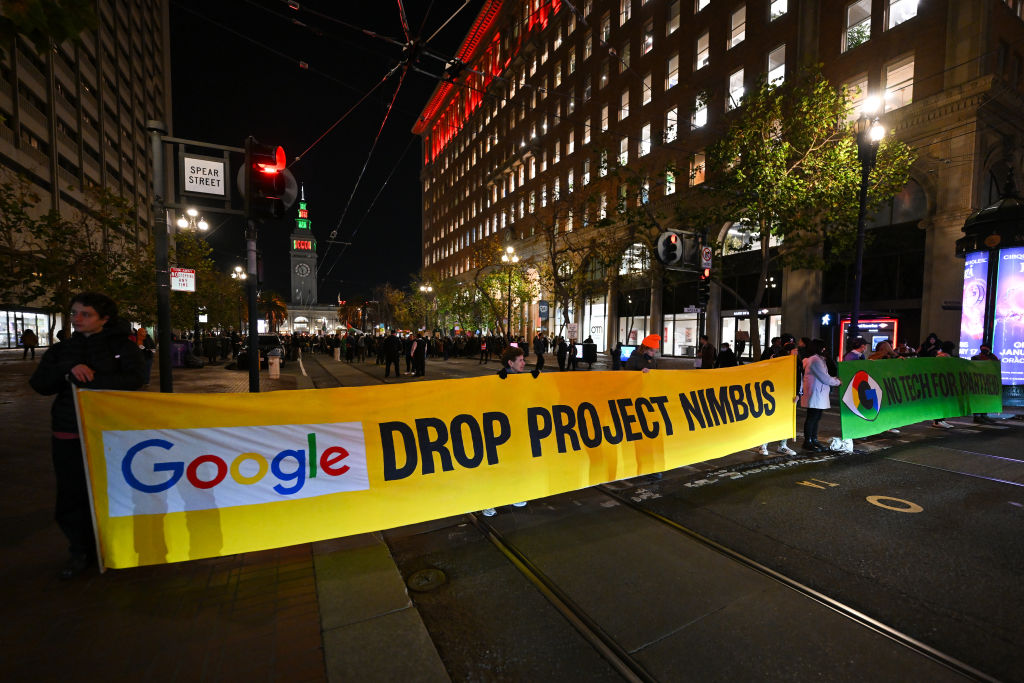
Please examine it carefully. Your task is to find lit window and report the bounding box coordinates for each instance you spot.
[554,141,561,164]
[600,150,608,176]
[602,104,610,131]
[640,124,652,156]
[844,0,871,52]
[641,180,650,204]
[567,131,575,155]
[770,0,788,20]
[666,54,680,90]
[728,68,744,110]
[584,75,592,100]
[691,152,706,185]
[844,75,868,120]
[600,194,608,218]
[585,37,592,60]
[884,54,914,110]
[619,137,629,165]
[621,89,630,120]
[601,12,611,41]
[643,73,652,105]
[665,170,676,194]
[567,169,574,191]
[768,45,785,85]
[667,0,680,34]
[555,61,562,87]
[601,62,609,88]
[585,121,592,144]
[554,177,560,199]
[642,19,655,54]
[887,0,917,29]
[696,31,710,70]
[621,43,631,69]
[542,184,548,206]
[620,0,631,24]
[729,6,746,48]
[665,107,678,141]
[583,158,591,185]
[692,97,707,128]
[696,0,710,10]
[569,47,576,72]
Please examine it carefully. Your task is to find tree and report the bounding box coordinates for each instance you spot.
[0,0,96,56]
[257,291,287,332]
[686,64,914,357]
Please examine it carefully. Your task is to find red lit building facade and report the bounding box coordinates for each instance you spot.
[414,0,1024,356]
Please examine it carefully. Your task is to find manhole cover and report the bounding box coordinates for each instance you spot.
[406,568,447,592]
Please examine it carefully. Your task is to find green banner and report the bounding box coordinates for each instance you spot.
[838,357,1003,439]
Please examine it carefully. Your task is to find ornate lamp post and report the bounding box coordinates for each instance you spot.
[231,266,247,332]
[419,284,433,332]
[501,246,519,342]
[175,207,209,231]
[849,98,885,344]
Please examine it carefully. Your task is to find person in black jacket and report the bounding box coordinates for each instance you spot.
[29,292,145,579]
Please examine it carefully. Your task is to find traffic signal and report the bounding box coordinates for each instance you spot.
[245,138,298,220]
[697,268,711,307]
[656,230,685,266]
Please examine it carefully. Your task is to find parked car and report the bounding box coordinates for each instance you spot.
[236,334,286,370]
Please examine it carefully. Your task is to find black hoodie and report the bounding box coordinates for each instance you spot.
[30,317,146,434]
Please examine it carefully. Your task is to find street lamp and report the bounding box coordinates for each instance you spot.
[849,99,885,344]
[501,246,519,342]
[231,266,247,332]
[176,207,209,231]
[419,284,433,332]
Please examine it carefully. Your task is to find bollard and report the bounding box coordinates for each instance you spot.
[268,355,281,379]
[333,347,340,361]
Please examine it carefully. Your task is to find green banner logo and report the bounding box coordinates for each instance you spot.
[842,370,884,421]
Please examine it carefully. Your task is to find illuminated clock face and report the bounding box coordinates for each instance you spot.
[295,263,311,277]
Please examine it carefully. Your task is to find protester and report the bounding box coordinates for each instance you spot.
[918,333,942,357]
[715,342,737,367]
[556,336,568,371]
[843,337,867,361]
[801,338,841,452]
[135,326,156,385]
[932,341,957,428]
[482,347,532,517]
[697,334,716,369]
[30,293,145,579]
[383,330,401,378]
[868,340,898,360]
[758,334,798,457]
[532,331,547,372]
[625,334,660,372]
[21,328,39,360]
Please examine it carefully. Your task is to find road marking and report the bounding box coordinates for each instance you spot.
[866,496,923,513]
[888,447,1024,487]
[796,478,839,489]
[298,358,307,376]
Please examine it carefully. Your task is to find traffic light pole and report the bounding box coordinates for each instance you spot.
[147,120,173,393]
[244,137,260,393]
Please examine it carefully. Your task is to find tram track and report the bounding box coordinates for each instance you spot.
[461,485,996,682]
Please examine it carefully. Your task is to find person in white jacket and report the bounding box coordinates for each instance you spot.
[801,339,841,452]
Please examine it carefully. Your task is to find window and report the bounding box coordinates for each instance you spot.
[641,180,650,204]
[844,0,871,52]
[642,19,655,54]
[640,123,652,156]
[600,150,608,176]
[620,0,631,24]
[585,121,592,144]
[619,137,629,165]
[668,1,680,34]
[567,131,575,155]
[601,12,611,41]
[696,0,710,10]
[583,158,591,185]
[887,0,917,29]
[554,61,562,87]
[569,46,576,72]
[768,45,785,85]
[621,89,630,120]
[691,152,706,186]
[770,0,788,20]
[693,96,707,128]
[696,31,710,70]
[666,53,680,89]
[730,6,746,48]
[884,55,914,110]
[601,62,609,88]
[665,107,678,141]
[665,170,676,194]
[642,73,652,105]
[728,68,744,110]
[585,37,592,60]
[584,75,592,100]
[621,43,631,69]
[844,75,868,120]
[602,104,610,131]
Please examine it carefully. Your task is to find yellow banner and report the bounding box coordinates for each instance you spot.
[75,356,796,568]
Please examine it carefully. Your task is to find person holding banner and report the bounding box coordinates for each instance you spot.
[29,292,145,579]
[625,335,660,372]
[971,345,999,424]
[800,339,841,452]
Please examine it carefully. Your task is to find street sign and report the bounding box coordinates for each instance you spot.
[182,154,226,197]
[170,267,196,292]
[684,306,701,313]
[701,246,713,269]
[567,322,579,339]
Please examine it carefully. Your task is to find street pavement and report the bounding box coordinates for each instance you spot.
[2,347,1019,681]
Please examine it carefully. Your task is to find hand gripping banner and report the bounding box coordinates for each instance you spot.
[74,356,796,569]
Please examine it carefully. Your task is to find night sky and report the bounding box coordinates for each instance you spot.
[168,1,485,302]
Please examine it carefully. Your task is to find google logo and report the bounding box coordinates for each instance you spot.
[122,433,354,496]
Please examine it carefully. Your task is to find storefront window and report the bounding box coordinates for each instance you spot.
[663,313,698,356]
[2,310,54,349]
[582,295,607,351]
[721,313,781,358]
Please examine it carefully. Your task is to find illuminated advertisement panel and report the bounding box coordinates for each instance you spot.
[958,251,988,358]
[993,247,1024,385]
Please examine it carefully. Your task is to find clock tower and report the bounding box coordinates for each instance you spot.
[289,186,317,305]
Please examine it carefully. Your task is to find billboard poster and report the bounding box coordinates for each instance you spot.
[993,247,1024,385]
[958,251,989,358]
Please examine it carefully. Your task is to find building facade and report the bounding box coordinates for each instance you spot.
[413,0,1024,358]
[0,0,172,347]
